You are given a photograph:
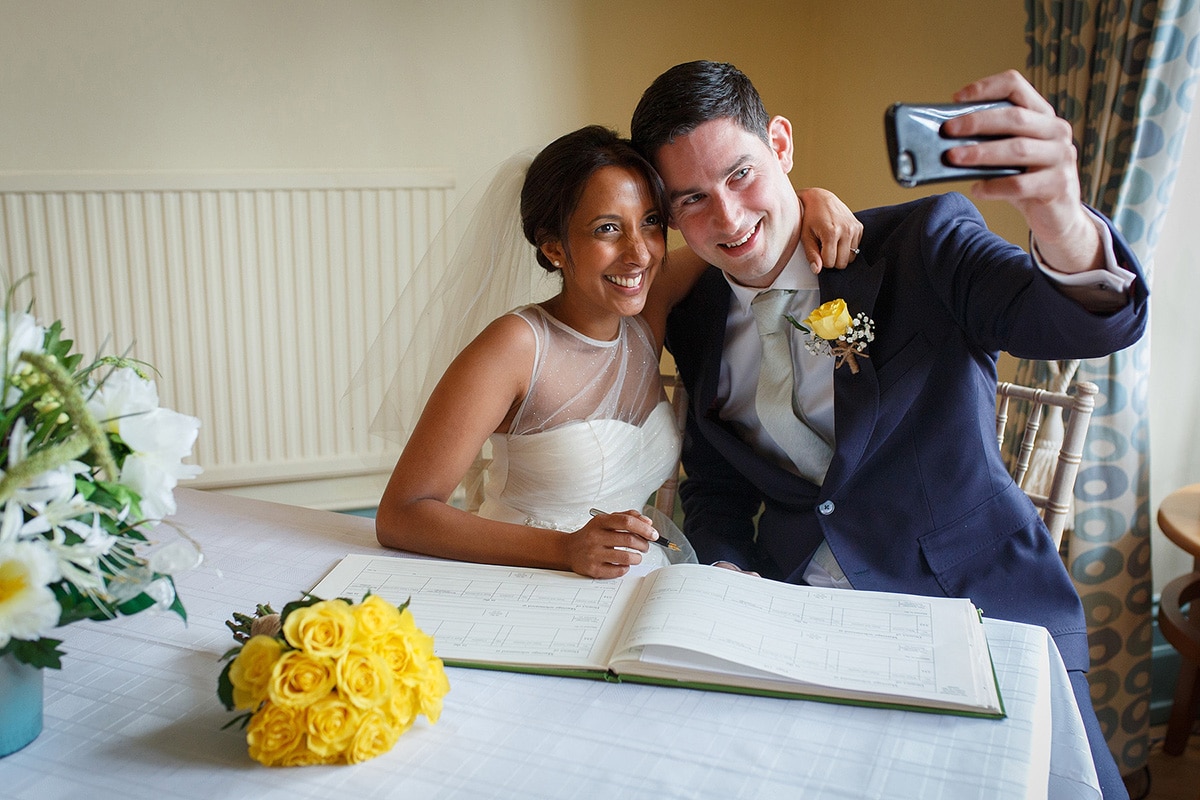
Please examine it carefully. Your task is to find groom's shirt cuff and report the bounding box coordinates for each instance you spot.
[1030,208,1135,312]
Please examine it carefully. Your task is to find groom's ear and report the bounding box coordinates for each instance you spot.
[768,115,795,174]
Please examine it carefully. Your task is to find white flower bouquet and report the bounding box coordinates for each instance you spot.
[0,280,202,669]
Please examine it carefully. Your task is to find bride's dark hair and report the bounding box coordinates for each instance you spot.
[520,125,668,273]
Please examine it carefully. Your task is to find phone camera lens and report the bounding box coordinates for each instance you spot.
[898,152,915,179]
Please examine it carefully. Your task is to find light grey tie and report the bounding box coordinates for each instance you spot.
[751,289,847,585]
[750,289,832,485]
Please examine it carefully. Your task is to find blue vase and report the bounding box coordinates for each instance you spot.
[0,653,43,757]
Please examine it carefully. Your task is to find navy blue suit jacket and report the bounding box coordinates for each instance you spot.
[665,193,1149,672]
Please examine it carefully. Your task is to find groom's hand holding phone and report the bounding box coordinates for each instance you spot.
[890,70,1101,276]
[885,100,1022,187]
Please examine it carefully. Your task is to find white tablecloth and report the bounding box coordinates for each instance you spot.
[3,489,1100,799]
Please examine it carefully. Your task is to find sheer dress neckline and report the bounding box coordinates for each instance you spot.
[530,304,622,348]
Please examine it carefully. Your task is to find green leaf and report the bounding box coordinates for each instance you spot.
[166,578,188,622]
[41,320,82,371]
[51,583,108,624]
[115,591,156,616]
[219,645,245,662]
[220,711,254,731]
[1,637,66,670]
[278,594,324,623]
[216,658,237,710]
[783,313,810,333]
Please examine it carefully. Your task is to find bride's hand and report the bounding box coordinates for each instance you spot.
[796,187,863,272]
[566,510,659,579]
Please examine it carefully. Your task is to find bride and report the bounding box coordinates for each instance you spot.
[369,125,860,578]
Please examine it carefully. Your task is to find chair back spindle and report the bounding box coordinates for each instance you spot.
[995,380,1098,548]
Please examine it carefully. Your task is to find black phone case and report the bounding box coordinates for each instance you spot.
[885,101,1022,187]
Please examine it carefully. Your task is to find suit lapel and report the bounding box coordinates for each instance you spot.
[819,253,886,497]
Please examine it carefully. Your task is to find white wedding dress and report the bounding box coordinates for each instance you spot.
[476,305,696,571]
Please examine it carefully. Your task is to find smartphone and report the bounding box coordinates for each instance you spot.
[885,101,1023,187]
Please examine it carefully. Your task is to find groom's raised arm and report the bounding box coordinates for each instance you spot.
[943,69,1142,313]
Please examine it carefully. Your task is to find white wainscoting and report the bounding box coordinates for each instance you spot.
[0,170,454,510]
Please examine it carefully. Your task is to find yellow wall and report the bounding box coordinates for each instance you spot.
[1,0,1028,237]
[0,0,588,199]
[578,0,1028,243]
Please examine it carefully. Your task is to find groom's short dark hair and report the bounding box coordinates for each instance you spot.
[631,60,771,161]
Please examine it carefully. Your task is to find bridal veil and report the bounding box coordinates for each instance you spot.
[347,152,559,447]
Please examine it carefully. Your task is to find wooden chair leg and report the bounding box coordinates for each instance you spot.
[1159,572,1200,756]
[1164,658,1200,756]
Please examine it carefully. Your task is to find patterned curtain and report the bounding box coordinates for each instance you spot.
[1023,0,1200,779]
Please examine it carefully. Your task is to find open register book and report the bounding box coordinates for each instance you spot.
[311,556,1004,718]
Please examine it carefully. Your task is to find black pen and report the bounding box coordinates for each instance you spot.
[588,507,681,551]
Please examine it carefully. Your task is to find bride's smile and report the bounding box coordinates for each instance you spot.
[538,164,666,341]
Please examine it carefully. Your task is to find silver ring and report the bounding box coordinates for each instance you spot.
[851,247,861,255]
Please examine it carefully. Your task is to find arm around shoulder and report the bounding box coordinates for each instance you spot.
[642,246,710,351]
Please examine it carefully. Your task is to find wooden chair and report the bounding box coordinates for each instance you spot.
[1157,485,1200,756]
[1158,570,1200,756]
[995,380,1099,549]
[654,373,689,518]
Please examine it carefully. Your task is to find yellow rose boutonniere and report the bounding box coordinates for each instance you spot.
[219,595,449,767]
[786,298,876,374]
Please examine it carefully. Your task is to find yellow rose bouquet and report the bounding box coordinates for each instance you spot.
[218,593,450,766]
[786,298,875,374]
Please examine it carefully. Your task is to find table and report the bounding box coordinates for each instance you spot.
[3,489,1101,799]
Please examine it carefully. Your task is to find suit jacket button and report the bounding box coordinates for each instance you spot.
[818,501,835,515]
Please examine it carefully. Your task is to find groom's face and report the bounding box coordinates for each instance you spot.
[653,116,802,289]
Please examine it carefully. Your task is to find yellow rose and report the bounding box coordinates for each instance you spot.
[337,645,395,710]
[282,599,356,658]
[352,594,403,645]
[278,746,334,767]
[374,628,417,679]
[400,609,435,652]
[305,692,362,758]
[345,707,401,765]
[229,635,284,710]
[803,299,853,341]
[415,658,451,724]
[246,700,306,767]
[372,610,426,673]
[402,631,439,685]
[387,684,418,732]
[268,650,337,708]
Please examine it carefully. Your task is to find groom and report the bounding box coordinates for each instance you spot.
[631,61,1147,798]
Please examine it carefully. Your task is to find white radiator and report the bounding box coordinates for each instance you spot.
[0,171,454,509]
